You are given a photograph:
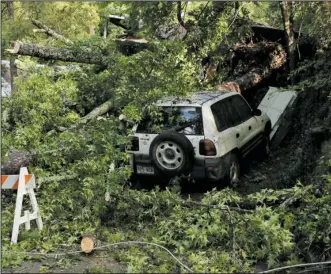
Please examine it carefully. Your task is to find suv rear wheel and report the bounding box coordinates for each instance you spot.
[149,132,194,178]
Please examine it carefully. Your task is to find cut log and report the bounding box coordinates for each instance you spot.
[81,234,96,254]
[6,42,107,66]
[31,19,73,45]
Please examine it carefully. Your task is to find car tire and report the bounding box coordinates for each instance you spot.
[224,153,240,187]
[149,132,194,178]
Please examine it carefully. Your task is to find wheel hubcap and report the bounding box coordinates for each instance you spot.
[156,141,183,170]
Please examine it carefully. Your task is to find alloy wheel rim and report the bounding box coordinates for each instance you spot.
[155,141,184,170]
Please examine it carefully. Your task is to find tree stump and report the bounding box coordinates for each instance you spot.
[81,234,96,254]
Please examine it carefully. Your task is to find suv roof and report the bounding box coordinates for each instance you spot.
[156,90,230,107]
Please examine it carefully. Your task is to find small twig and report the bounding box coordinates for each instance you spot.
[31,19,73,45]
[228,2,246,30]
[196,1,210,22]
[165,187,253,214]
[226,205,236,253]
[258,260,331,273]
[296,21,303,60]
[279,187,308,209]
[5,241,193,273]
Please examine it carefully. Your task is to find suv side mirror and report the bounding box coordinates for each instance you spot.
[252,109,262,116]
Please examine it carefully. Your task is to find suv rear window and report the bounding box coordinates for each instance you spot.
[136,106,204,135]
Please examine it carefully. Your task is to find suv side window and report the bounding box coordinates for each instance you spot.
[211,97,241,132]
[231,95,253,122]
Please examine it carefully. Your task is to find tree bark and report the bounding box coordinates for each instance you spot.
[7,1,17,93]
[67,99,114,131]
[217,42,287,93]
[1,151,37,175]
[6,41,107,66]
[280,0,296,84]
[31,19,73,45]
[217,68,265,93]
[177,2,188,40]
[177,2,186,29]
[46,98,114,135]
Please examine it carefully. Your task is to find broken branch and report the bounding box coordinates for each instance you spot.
[46,98,114,135]
[177,2,186,29]
[31,19,73,45]
[33,29,47,33]
[6,41,107,65]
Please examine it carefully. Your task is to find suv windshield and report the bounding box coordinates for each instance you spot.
[136,106,204,135]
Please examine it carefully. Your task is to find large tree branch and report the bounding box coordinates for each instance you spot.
[31,19,73,45]
[6,41,107,65]
[279,1,296,84]
[47,98,114,135]
[177,2,186,29]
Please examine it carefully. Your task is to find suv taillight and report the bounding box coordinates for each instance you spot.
[128,136,139,151]
[199,139,216,156]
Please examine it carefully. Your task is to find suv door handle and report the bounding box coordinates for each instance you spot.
[236,133,240,138]
[140,137,150,141]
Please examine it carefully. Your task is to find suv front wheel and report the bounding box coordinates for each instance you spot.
[225,153,240,186]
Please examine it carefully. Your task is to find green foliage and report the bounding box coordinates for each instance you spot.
[294,2,331,49]
[2,1,331,273]
[1,2,101,46]
[292,50,331,94]
[2,68,79,152]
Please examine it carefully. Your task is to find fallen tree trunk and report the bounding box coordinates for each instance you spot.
[217,42,286,94]
[1,151,36,175]
[31,19,73,45]
[217,68,265,93]
[6,41,107,65]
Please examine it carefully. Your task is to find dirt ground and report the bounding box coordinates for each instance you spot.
[237,86,331,194]
[2,251,125,273]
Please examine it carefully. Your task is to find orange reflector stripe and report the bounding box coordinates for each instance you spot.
[1,175,8,184]
[1,174,33,189]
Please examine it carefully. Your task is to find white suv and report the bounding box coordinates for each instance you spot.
[127,91,271,185]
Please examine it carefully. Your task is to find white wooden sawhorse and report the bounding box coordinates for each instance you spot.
[1,167,43,244]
